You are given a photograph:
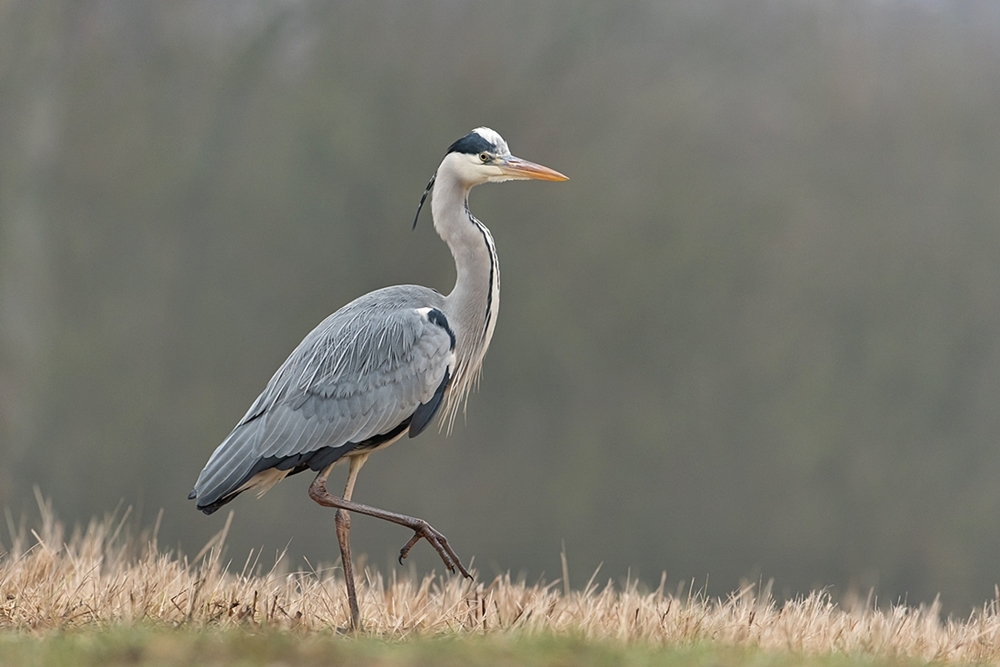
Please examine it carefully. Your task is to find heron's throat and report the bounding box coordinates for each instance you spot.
[432,180,500,427]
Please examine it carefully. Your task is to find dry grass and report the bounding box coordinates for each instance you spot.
[3,496,1000,665]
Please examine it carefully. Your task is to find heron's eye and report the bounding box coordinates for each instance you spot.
[479,152,490,163]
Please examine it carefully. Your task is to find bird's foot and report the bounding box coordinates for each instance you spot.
[397,519,472,580]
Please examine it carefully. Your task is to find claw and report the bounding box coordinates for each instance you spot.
[399,531,422,565]
[394,521,472,579]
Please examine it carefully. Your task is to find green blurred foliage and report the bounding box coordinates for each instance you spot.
[3,0,1000,611]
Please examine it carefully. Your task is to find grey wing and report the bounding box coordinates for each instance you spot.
[190,300,454,513]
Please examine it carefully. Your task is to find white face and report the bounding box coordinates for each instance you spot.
[459,127,513,183]
[435,127,568,187]
[440,135,518,186]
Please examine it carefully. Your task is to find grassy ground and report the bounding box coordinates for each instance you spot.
[2,499,998,666]
[0,629,934,667]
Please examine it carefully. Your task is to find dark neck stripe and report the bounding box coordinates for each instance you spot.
[463,200,497,341]
[472,222,497,342]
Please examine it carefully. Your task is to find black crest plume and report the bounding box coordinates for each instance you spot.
[412,173,436,230]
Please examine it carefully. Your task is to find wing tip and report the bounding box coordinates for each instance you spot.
[189,484,238,515]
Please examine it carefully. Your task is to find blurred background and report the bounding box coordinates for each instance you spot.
[3,0,1000,612]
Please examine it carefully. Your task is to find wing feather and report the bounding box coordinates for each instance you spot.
[190,287,453,512]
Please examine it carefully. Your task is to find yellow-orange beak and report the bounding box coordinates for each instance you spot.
[497,156,569,182]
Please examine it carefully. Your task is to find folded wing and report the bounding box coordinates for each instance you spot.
[189,288,454,513]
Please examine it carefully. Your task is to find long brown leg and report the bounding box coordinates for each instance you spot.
[316,453,369,631]
[308,469,472,580]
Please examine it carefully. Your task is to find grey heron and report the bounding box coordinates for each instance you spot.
[188,127,567,628]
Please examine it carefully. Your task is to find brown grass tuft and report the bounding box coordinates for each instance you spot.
[2,496,1000,663]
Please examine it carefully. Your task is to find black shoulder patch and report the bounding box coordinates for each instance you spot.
[426,308,456,350]
[447,131,495,156]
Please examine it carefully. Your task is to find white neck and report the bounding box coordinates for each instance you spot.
[431,159,500,425]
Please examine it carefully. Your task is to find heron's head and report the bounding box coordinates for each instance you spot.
[442,127,569,186]
[412,127,568,229]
